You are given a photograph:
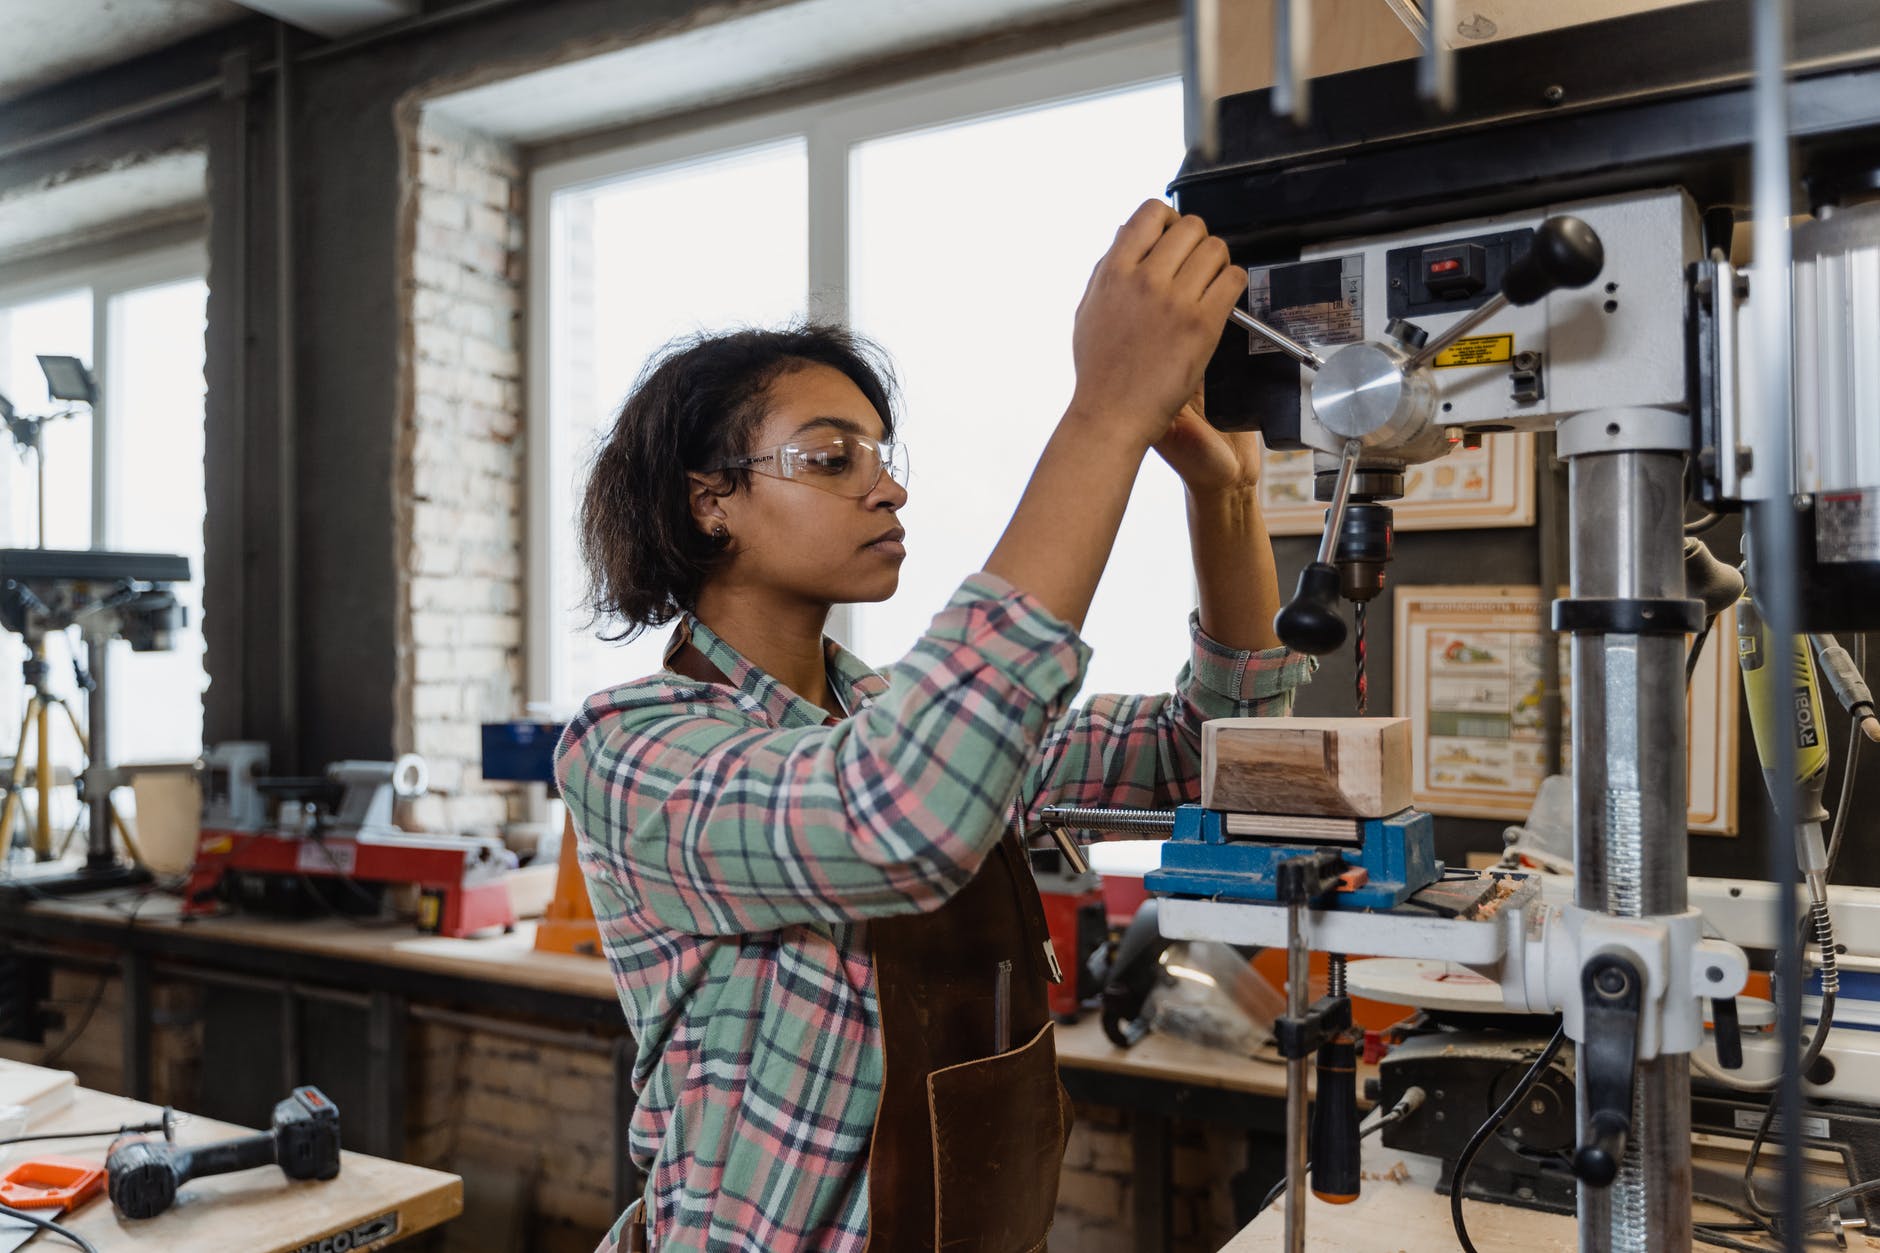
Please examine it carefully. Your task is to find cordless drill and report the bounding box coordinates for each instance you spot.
[107,1087,342,1219]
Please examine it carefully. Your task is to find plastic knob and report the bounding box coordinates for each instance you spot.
[1274,563,1347,655]
[1502,216,1605,306]
[1573,1127,1624,1188]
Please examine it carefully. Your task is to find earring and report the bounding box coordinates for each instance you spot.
[711,524,730,547]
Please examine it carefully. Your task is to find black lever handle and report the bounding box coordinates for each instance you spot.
[1573,953,1642,1188]
[1274,563,1347,655]
[1503,216,1605,307]
[1712,996,1744,1071]
[1311,1027,1363,1204]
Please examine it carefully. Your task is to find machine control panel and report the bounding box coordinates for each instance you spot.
[1386,227,1533,317]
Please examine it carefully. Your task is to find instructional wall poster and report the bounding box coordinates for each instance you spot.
[1391,585,1739,834]
[1260,433,1537,536]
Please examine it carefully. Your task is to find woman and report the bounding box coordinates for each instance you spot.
[556,200,1312,1253]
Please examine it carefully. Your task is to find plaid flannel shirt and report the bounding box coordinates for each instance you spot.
[555,572,1312,1253]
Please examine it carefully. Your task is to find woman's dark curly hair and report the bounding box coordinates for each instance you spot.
[579,323,898,642]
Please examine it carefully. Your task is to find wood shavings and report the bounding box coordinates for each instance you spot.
[1361,1160,1411,1185]
[1469,877,1523,920]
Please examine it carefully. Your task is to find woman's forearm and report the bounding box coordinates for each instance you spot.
[1187,484,1283,651]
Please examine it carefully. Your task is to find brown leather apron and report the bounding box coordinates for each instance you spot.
[660,638,1072,1253]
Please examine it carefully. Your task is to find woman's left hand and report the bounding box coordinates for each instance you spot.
[1152,387,1263,494]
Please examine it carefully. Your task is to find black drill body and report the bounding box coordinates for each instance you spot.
[108,1086,341,1219]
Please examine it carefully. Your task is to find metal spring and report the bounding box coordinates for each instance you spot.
[1328,953,1347,999]
[1813,897,1840,997]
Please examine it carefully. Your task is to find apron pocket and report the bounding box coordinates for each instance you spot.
[926,1020,1069,1253]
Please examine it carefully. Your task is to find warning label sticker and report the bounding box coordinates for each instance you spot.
[1817,490,1880,563]
[1245,255,1363,357]
[1432,333,1515,368]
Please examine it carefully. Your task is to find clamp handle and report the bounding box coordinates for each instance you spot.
[1572,953,1642,1188]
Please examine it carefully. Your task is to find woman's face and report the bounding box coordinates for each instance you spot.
[699,363,909,608]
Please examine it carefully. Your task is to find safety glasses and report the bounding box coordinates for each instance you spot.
[714,433,908,499]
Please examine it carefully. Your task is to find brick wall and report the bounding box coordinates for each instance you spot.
[1055,1100,1256,1253]
[395,114,529,834]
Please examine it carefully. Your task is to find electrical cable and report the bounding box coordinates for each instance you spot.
[1450,1025,1566,1253]
[1688,617,1715,684]
[0,1200,99,1253]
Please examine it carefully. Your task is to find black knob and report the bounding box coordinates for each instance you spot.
[1573,1122,1625,1188]
[1274,563,1347,655]
[1502,216,1604,306]
[1711,996,1744,1071]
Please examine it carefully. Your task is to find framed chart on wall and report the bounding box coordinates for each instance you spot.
[1390,585,1739,834]
[1260,432,1538,536]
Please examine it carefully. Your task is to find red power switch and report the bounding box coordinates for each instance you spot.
[1420,242,1487,298]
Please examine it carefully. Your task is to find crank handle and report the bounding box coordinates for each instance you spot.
[1229,307,1325,371]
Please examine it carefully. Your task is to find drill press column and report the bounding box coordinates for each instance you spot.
[1558,409,1695,1252]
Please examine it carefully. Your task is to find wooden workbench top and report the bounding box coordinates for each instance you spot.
[0,1068,460,1251]
[21,893,621,1001]
[22,893,1302,1098]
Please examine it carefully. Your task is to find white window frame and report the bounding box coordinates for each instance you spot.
[0,240,209,550]
[527,23,1181,711]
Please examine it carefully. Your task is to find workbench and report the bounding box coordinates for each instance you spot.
[0,891,1299,1252]
[1222,1140,1879,1251]
[0,1062,460,1251]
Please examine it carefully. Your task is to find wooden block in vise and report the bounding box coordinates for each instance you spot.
[1202,717,1412,818]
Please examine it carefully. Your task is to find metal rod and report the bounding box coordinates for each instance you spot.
[274,21,300,773]
[1272,0,1312,125]
[1037,805,1177,835]
[1408,292,1508,368]
[1564,438,1691,1251]
[84,633,112,870]
[1182,0,1221,160]
[1315,441,1364,566]
[1419,0,1457,111]
[1750,0,1806,1241]
[1285,896,1310,1253]
[1229,307,1326,370]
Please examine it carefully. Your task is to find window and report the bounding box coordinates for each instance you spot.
[848,79,1189,696]
[532,29,1189,711]
[538,141,808,712]
[0,249,209,796]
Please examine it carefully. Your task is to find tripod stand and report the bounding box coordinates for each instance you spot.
[0,632,140,865]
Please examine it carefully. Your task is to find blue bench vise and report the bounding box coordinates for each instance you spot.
[1143,805,1439,910]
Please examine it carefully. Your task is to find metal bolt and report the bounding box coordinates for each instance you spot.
[1735,445,1754,475]
[1529,1098,1547,1116]
[1707,966,1724,983]
[1542,84,1566,105]
[1595,967,1629,998]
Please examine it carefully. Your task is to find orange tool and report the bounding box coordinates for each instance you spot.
[533,810,603,958]
[0,1156,106,1210]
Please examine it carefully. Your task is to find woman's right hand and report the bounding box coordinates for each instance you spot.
[1068,200,1246,449]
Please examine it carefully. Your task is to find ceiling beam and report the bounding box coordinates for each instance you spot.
[232,0,419,38]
